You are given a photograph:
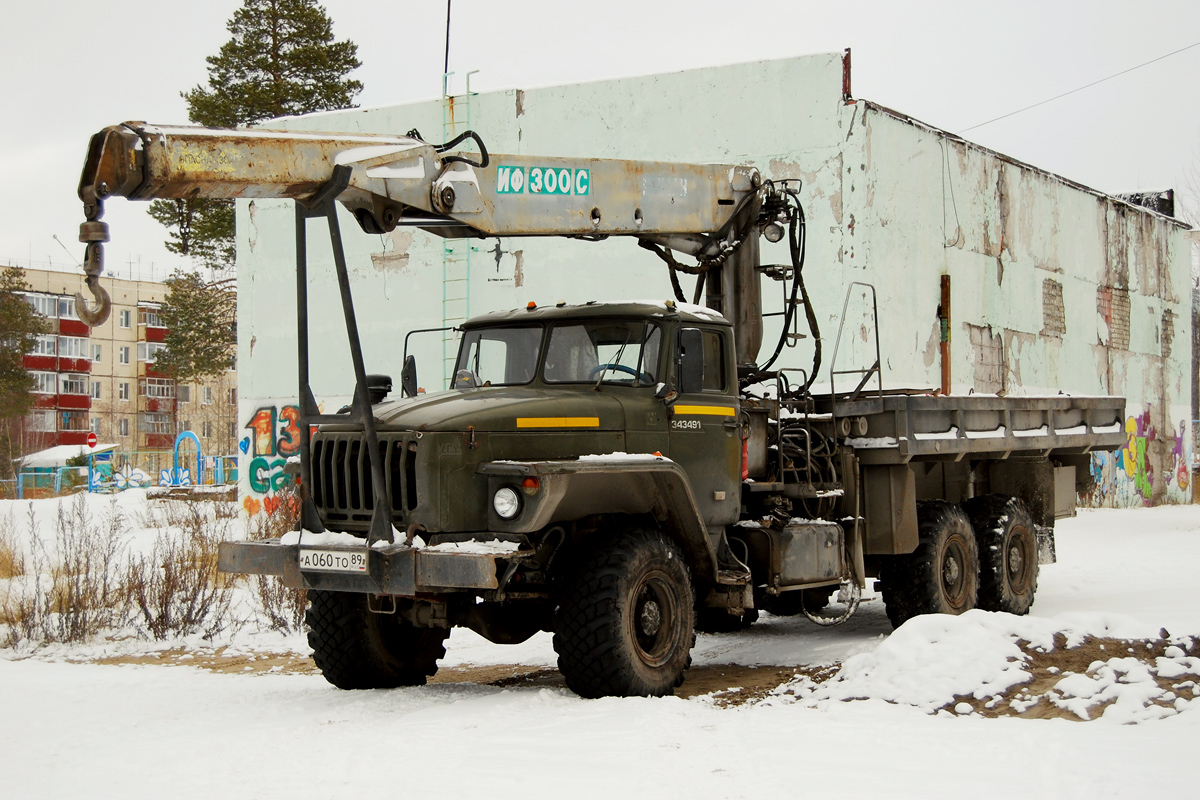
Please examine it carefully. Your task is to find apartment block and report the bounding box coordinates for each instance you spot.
[18,267,238,458]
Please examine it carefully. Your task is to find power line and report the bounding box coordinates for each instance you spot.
[959,40,1200,134]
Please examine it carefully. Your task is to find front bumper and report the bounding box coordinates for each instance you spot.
[217,539,528,596]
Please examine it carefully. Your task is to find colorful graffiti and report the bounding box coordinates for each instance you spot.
[1089,406,1190,507]
[1119,410,1155,501]
[1172,419,1190,492]
[242,403,303,516]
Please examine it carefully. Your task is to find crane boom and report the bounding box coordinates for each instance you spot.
[78,121,784,366]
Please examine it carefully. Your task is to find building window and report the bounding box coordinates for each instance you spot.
[119,309,131,328]
[58,336,89,359]
[141,378,175,399]
[58,297,78,319]
[178,385,191,403]
[59,373,90,395]
[137,342,166,363]
[119,346,130,365]
[91,381,102,399]
[118,418,129,437]
[202,421,213,438]
[90,417,102,436]
[26,410,55,432]
[139,306,164,328]
[227,387,237,405]
[228,354,237,371]
[140,412,172,435]
[60,410,89,432]
[181,420,192,434]
[25,293,58,318]
[31,372,56,394]
[202,386,213,405]
[92,344,102,363]
[119,382,130,401]
[31,334,57,356]
[227,421,237,440]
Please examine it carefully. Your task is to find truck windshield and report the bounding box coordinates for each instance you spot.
[544,320,661,386]
[455,325,543,386]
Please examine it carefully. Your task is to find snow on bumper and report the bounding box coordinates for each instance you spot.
[217,538,529,595]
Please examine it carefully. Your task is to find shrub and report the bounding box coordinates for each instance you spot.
[126,500,237,641]
[248,487,307,633]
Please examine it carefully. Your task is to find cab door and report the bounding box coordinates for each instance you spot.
[667,325,741,527]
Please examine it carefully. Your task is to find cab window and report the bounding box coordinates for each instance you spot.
[543,321,661,386]
[455,325,543,386]
[702,330,726,391]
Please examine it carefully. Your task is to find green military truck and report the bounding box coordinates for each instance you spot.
[75,122,1125,697]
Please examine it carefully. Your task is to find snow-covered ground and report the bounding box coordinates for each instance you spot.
[1,497,1198,798]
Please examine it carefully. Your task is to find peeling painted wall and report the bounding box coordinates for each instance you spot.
[840,104,1192,505]
[235,54,1191,509]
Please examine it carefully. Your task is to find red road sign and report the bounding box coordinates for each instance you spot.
[86,432,98,448]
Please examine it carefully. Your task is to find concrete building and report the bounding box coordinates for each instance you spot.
[17,267,239,464]
[235,52,1193,510]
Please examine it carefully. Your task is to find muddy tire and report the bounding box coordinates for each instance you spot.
[553,528,695,698]
[306,590,448,690]
[879,501,979,629]
[695,606,758,633]
[962,494,1038,615]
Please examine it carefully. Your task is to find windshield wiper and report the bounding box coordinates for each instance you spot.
[594,331,634,390]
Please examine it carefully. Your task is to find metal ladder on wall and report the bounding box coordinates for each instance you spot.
[441,70,479,387]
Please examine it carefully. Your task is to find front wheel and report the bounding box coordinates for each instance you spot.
[554,528,695,698]
[306,590,448,689]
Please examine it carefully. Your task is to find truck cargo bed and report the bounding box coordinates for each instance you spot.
[817,393,1125,464]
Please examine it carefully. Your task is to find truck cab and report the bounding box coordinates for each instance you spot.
[311,300,740,571]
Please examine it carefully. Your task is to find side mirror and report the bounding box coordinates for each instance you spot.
[654,382,677,405]
[678,328,705,395]
[401,356,418,398]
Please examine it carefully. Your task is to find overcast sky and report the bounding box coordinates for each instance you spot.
[2,0,1197,282]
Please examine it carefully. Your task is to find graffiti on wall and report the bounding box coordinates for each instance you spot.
[1171,420,1190,492]
[1088,406,1189,506]
[241,404,303,516]
[1121,409,1155,501]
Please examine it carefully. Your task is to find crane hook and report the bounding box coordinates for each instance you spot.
[76,266,112,326]
[76,192,112,327]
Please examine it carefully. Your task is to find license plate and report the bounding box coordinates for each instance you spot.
[298,549,368,573]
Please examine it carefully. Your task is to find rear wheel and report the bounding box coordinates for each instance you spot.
[962,494,1038,615]
[553,527,695,698]
[880,501,979,628]
[306,590,448,689]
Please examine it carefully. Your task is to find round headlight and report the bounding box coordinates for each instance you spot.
[493,486,521,519]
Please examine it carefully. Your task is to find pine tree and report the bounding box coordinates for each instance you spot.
[150,0,362,271]
[0,266,50,480]
[155,271,238,386]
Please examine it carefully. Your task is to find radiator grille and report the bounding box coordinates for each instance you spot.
[311,433,419,526]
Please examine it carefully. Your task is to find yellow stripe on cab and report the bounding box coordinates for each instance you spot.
[672,405,736,417]
[516,417,601,428]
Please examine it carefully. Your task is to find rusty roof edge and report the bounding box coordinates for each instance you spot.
[860,100,1192,231]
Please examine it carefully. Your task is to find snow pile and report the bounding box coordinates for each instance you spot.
[1048,642,1198,723]
[424,539,523,555]
[771,610,1038,711]
[764,610,1199,723]
[279,529,365,547]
